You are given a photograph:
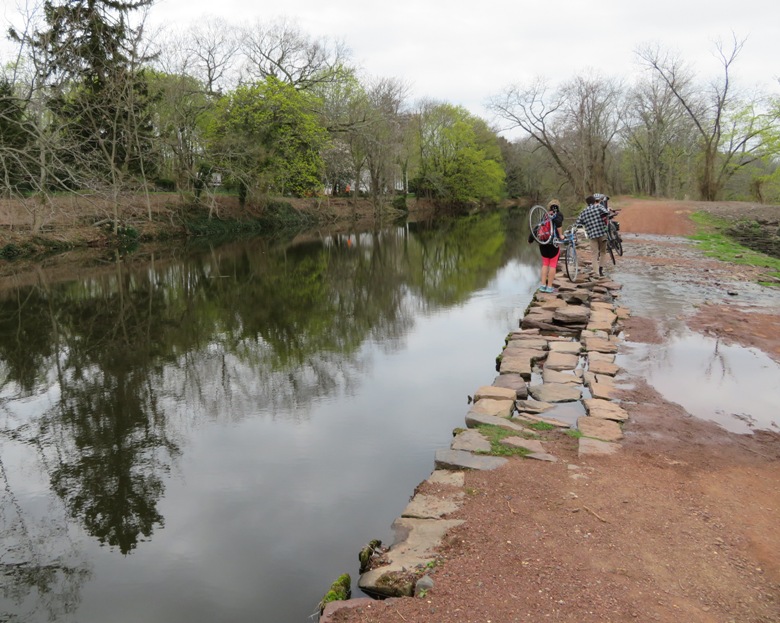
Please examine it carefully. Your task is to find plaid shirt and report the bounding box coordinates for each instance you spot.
[575,203,609,238]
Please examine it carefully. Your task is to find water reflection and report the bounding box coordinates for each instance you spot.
[619,332,780,434]
[0,211,537,622]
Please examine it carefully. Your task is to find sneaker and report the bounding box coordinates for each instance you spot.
[538,285,547,292]
[546,286,557,293]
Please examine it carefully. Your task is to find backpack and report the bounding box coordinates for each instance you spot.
[537,218,552,242]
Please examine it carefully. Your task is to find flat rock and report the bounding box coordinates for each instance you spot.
[583,335,618,353]
[588,360,620,376]
[426,470,465,487]
[548,341,582,354]
[451,429,492,452]
[512,413,571,428]
[577,416,623,441]
[544,351,580,371]
[583,398,629,422]
[469,397,514,419]
[492,374,529,399]
[358,517,465,597]
[587,351,616,363]
[434,449,508,471]
[465,412,526,432]
[514,399,554,414]
[578,437,620,456]
[553,306,591,325]
[526,452,558,462]
[402,492,464,519]
[528,383,581,403]
[542,368,583,385]
[499,437,544,453]
[320,598,376,623]
[473,385,517,402]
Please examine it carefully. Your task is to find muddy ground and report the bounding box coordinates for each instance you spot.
[328,198,780,623]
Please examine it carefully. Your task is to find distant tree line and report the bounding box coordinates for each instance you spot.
[1,2,779,232]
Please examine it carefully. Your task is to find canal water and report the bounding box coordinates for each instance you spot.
[0,211,541,622]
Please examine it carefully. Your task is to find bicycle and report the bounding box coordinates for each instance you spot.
[528,204,554,244]
[601,210,622,264]
[557,226,579,282]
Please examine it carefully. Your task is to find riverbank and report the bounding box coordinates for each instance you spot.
[323,198,780,623]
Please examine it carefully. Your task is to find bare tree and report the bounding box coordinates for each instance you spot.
[240,17,350,91]
[637,35,780,200]
[489,73,625,198]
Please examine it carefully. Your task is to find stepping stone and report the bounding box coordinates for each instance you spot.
[588,359,620,376]
[583,399,628,422]
[583,336,618,353]
[473,385,517,402]
[590,301,615,311]
[506,336,549,350]
[544,351,580,371]
[514,399,554,414]
[588,351,616,363]
[513,413,571,428]
[469,397,514,419]
[578,437,620,456]
[492,374,528,399]
[358,517,465,597]
[577,416,623,441]
[426,470,465,487]
[452,429,492,452]
[499,437,544,453]
[528,383,581,403]
[526,452,558,462]
[615,307,631,319]
[465,412,526,432]
[542,368,582,385]
[402,493,464,519]
[434,449,508,471]
[553,305,591,325]
[587,375,616,400]
[548,341,582,354]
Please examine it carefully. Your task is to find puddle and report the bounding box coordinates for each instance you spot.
[619,332,780,434]
[542,401,586,427]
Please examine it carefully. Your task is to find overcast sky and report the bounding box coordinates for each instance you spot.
[3,0,779,136]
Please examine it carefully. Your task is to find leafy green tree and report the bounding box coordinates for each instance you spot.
[207,77,328,205]
[412,102,505,207]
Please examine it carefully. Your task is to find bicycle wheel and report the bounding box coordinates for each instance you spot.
[605,233,616,265]
[529,205,552,244]
[564,241,578,282]
[609,222,624,256]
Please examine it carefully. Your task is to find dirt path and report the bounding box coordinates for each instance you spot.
[329,198,780,623]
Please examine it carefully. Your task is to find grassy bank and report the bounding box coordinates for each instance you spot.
[690,211,780,284]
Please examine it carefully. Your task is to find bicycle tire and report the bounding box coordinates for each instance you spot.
[609,222,624,256]
[529,205,552,244]
[564,241,578,281]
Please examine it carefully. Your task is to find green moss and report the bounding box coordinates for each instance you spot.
[527,420,555,431]
[318,573,351,613]
[474,423,532,457]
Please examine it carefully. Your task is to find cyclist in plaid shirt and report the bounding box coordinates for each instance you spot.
[575,195,610,277]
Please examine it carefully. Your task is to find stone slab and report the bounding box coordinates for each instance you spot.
[469,397,514,419]
[402,493,464,519]
[577,416,623,441]
[588,360,620,376]
[451,429,492,452]
[583,399,629,422]
[492,374,529,399]
[473,385,517,402]
[359,517,465,597]
[545,351,580,371]
[465,412,526,432]
[542,368,583,385]
[578,437,621,456]
[548,341,582,354]
[434,449,508,471]
[499,437,544,453]
[426,470,465,487]
[528,383,582,403]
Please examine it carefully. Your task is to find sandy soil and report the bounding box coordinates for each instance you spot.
[328,198,780,623]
